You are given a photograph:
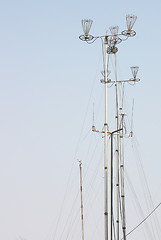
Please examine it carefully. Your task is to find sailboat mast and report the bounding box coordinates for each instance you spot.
[114,53,119,240]
[79,160,84,240]
[119,82,126,240]
[110,133,114,240]
[104,34,108,240]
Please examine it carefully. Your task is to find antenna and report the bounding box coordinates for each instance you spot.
[92,103,95,131]
[82,19,93,36]
[126,14,137,33]
[131,99,134,137]
[79,19,94,41]
[110,26,119,36]
[121,14,137,37]
[109,26,122,48]
[131,66,139,79]
[100,70,111,83]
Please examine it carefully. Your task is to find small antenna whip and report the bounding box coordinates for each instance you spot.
[92,102,95,131]
[79,160,84,240]
[131,99,134,137]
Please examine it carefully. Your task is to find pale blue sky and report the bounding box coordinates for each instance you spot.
[0,0,160,239]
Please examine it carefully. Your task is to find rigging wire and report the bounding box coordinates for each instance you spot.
[66,205,81,240]
[131,136,161,239]
[52,160,76,240]
[59,120,104,239]
[95,90,104,124]
[125,169,154,239]
[119,76,160,240]
[132,136,160,238]
[70,163,104,240]
[83,135,102,180]
[67,161,103,240]
[59,192,80,240]
[83,149,104,216]
[70,180,103,240]
[89,210,104,240]
[120,88,160,240]
[56,130,95,240]
[84,180,103,239]
[113,48,160,240]
[74,38,104,161]
[61,139,101,239]
[125,202,161,238]
[51,41,104,240]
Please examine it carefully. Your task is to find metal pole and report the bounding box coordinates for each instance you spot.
[104,33,108,240]
[119,83,126,240]
[114,53,119,240]
[79,160,84,240]
[111,133,113,240]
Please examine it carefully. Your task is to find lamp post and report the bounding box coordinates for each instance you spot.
[79,15,137,240]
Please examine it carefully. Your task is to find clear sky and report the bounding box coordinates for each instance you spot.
[0,0,161,240]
